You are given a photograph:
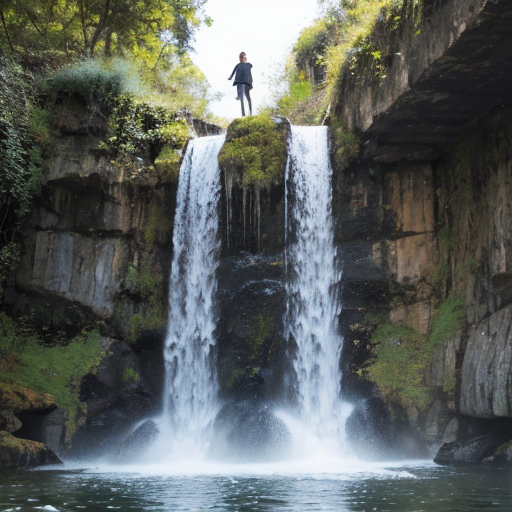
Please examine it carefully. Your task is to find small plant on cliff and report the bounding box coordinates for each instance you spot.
[104,94,190,182]
[428,294,466,351]
[329,117,360,170]
[122,367,141,385]
[362,321,431,410]
[118,255,167,343]
[218,114,287,190]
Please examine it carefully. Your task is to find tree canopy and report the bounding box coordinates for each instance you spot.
[0,0,210,58]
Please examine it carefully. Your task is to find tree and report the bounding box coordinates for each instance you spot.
[0,0,209,58]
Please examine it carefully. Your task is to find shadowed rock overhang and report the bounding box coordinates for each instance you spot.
[334,0,512,162]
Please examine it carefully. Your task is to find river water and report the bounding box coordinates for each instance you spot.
[1,461,512,511]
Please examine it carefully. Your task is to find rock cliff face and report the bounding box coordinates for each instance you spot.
[5,109,187,460]
[332,0,512,463]
[6,0,512,467]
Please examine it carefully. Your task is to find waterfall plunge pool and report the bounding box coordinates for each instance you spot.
[5,131,511,511]
[1,461,512,512]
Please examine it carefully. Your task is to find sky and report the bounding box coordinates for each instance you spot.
[191,0,320,120]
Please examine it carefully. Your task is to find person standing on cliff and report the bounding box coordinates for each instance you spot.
[228,52,253,117]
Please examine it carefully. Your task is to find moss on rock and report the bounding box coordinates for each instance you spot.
[0,431,61,468]
[218,115,288,190]
[0,383,56,413]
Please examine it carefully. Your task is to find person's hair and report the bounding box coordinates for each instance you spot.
[239,52,246,58]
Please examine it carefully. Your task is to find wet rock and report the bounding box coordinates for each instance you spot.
[69,338,156,458]
[113,419,160,463]
[0,411,22,433]
[460,304,512,418]
[346,398,393,459]
[434,433,511,465]
[492,439,512,466]
[216,253,288,401]
[346,398,429,459]
[191,118,223,137]
[0,431,62,468]
[209,401,292,462]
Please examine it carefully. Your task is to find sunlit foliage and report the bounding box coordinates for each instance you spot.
[0,0,210,58]
[274,0,424,123]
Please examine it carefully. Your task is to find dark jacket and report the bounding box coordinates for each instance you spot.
[229,62,253,88]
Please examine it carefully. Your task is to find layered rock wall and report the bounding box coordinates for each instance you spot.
[333,0,512,461]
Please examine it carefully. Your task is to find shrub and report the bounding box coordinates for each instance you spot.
[44,58,143,111]
[104,94,190,181]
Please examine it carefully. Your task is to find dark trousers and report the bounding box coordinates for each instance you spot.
[237,83,252,116]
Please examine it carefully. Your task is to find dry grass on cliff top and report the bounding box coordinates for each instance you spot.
[282,0,423,123]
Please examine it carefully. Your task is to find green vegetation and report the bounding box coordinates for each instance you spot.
[119,256,167,343]
[218,115,288,190]
[274,0,425,123]
[428,294,466,350]
[154,146,182,183]
[497,439,512,454]
[224,366,261,392]
[361,294,467,410]
[329,117,360,169]
[0,312,104,442]
[0,62,48,246]
[122,367,141,385]
[247,313,273,357]
[1,0,217,275]
[362,321,430,410]
[103,94,190,181]
[222,312,274,393]
[0,0,209,58]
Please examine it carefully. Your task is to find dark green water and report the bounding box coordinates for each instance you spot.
[1,461,511,512]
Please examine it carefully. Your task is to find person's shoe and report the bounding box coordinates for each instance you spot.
[235,96,240,100]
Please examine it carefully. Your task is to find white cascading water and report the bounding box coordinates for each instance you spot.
[160,134,225,458]
[284,126,350,450]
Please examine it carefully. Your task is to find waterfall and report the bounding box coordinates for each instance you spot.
[161,134,225,457]
[285,126,347,444]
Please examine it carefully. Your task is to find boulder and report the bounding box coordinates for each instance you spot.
[0,431,62,468]
[434,433,510,465]
[112,419,160,463]
[492,439,512,465]
[0,410,22,433]
[209,401,292,462]
[0,383,56,414]
[69,338,156,458]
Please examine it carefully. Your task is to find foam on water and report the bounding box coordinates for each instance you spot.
[78,457,432,479]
